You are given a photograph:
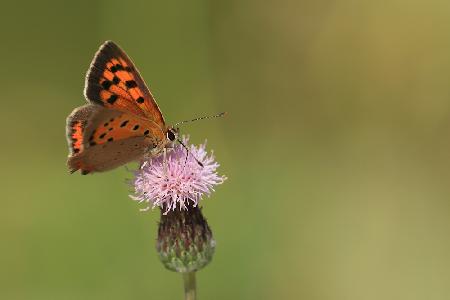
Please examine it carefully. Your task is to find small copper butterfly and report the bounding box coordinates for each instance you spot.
[66,41,223,175]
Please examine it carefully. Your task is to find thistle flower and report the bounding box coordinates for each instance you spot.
[130,137,226,300]
[131,138,226,214]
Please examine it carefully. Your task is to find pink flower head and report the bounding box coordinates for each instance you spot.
[130,137,226,214]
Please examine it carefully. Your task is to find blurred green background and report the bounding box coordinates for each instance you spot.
[1,0,450,299]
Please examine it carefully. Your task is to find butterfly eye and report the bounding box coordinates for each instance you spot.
[167,130,176,141]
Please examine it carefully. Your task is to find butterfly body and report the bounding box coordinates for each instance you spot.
[66,41,178,174]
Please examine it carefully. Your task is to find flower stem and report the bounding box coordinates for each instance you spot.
[182,272,196,300]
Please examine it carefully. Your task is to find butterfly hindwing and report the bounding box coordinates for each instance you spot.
[84,41,165,126]
[69,136,155,174]
[66,104,101,156]
[66,104,165,174]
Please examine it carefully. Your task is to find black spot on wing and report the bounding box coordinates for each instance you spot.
[101,80,112,90]
[125,80,137,89]
[111,64,124,73]
[107,94,118,104]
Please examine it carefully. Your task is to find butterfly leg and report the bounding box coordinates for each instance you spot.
[163,148,168,176]
[140,160,148,169]
[182,148,189,171]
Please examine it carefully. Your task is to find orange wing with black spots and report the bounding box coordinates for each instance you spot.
[82,105,165,147]
[84,41,165,127]
[66,104,166,174]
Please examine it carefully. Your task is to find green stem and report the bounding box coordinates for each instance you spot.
[182,272,196,300]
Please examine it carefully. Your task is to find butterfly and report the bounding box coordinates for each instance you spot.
[65,41,181,175]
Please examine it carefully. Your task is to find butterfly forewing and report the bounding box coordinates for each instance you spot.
[84,41,165,126]
[82,106,164,147]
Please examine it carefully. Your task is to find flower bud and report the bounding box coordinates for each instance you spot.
[156,205,215,273]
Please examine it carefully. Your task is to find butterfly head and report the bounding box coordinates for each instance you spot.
[166,127,180,143]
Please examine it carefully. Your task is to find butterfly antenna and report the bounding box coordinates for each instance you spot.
[174,112,226,127]
[177,139,204,167]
